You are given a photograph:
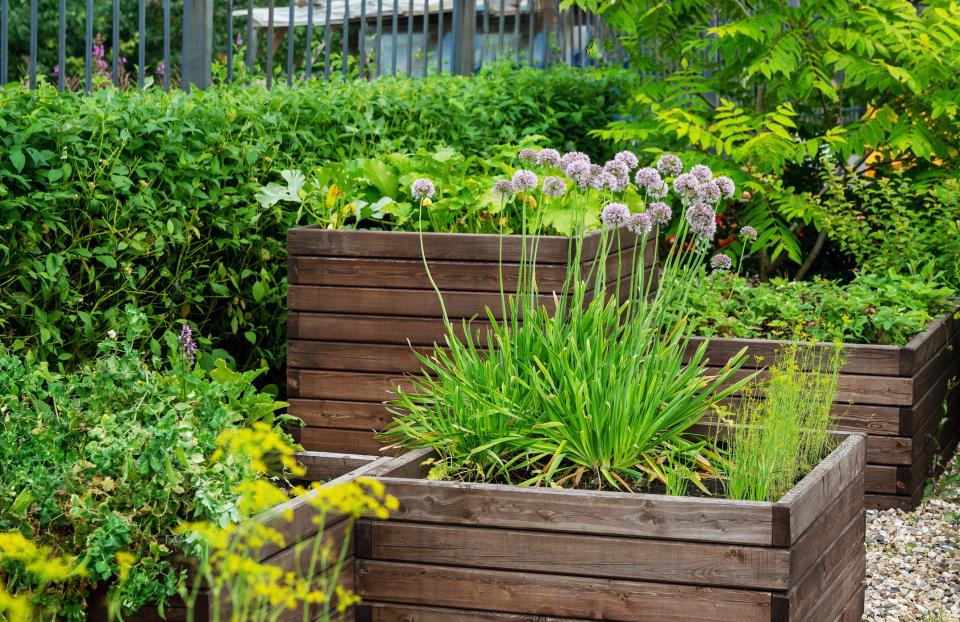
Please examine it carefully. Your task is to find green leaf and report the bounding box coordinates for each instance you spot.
[10,148,25,173]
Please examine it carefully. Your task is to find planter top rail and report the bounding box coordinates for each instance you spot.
[688,308,958,377]
[288,225,644,263]
[370,434,866,548]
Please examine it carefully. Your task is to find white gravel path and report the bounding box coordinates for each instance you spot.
[864,455,960,622]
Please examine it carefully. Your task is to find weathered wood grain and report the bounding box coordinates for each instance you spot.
[363,520,792,590]
[354,560,773,622]
[299,428,392,456]
[290,399,396,431]
[287,226,644,263]
[788,473,863,579]
[359,604,593,621]
[379,477,776,546]
[711,366,915,406]
[296,451,380,482]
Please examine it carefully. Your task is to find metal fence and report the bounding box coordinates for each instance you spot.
[0,0,619,92]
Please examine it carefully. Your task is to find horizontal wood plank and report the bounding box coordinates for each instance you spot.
[364,521,791,590]
[361,603,593,621]
[300,428,393,455]
[354,560,773,622]
[379,478,776,546]
[288,226,644,263]
[290,400,396,431]
[296,451,380,482]
[712,366,915,407]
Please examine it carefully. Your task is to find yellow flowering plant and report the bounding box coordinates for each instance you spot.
[173,424,397,622]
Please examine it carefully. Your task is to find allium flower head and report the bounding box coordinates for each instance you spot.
[686,201,717,240]
[628,212,653,235]
[656,154,683,177]
[519,148,538,164]
[690,164,713,182]
[697,180,722,205]
[647,180,669,199]
[566,160,592,189]
[560,151,590,174]
[411,178,436,201]
[179,324,197,362]
[647,202,672,225]
[493,179,514,196]
[715,175,736,199]
[740,225,758,242]
[536,148,562,167]
[606,173,629,193]
[600,202,631,226]
[673,173,700,199]
[710,253,733,272]
[614,150,640,170]
[542,176,567,198]
[604,159,630,181]
[511,169,539,192]
[634,167,662,192]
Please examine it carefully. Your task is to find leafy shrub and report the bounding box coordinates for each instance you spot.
[0,66,635,378]
[674,270,954,346]
[0,309,289,620]
[815,173,960,290]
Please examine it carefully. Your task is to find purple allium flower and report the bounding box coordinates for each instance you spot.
[536,148,562,167]
[697,180,722,205]
[542,176,567,197]
[236,34,244,47]
[511,169,539,192]
[740,225,758,242]
[710,253,733,272]
[566,160,593,189]
[519,148,538,164]
[686,202,717,239]
[179,324,197,362]
[411,178,436,200]
[673,173,700,198]
[493,179,515,196]
[656,154,683,177]
[606,172,630,193]
[628,212,653,235]
[600,202,631,226]
[560,151,590,175]
[715,175,735,199]
[647,180,669,199]
[647,202,672,225]
[690,164,713,182]
[604,159,630,181]
[614,150,640,170]
[634,167,663,193]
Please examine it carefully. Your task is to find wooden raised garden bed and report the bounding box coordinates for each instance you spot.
[286,226,651,455]
[349,437,867,622]
[691,310,960,511]
[88,451,393,622]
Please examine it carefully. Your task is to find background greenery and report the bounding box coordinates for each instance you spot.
[0,65,635,386]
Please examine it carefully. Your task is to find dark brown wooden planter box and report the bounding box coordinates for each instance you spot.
[89,451,393,622]
[286,226,651,455]
[350,437,867,622]
[690,310,960,511]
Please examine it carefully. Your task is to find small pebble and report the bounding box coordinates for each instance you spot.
[864,455,960,621]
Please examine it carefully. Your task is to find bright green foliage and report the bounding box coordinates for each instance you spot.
[0,66,634,375]
[675,270,953,346]
[720,340,844,502]
[380,154,752,492]
[577,0,960,275]
[815,173,960,289]
[266,146,654,235]
[0,309,290,621]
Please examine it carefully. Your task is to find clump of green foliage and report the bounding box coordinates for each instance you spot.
[815,173,960,290]
[381,150,752,492]
[719,341,844,502]
[581,0,960,278]
[675,270,953,346]
[0,308,290,621]
[262,146,653,236]
[0,65,634,376]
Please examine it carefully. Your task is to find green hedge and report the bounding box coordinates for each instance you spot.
[0,66,634,386]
